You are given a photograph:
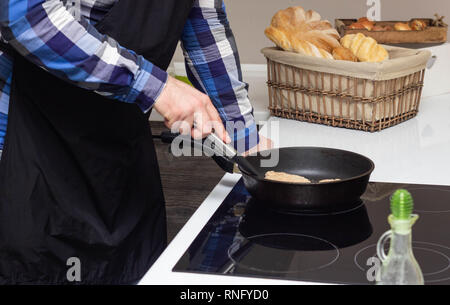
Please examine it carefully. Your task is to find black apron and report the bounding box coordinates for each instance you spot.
[0,0,193,284]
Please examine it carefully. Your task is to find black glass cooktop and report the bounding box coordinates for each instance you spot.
[173,180,450,285]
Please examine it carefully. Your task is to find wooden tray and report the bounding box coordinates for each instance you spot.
[336,18,448,44]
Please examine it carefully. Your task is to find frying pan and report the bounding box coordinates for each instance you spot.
[165,132,374,213]
[206,134,375,214]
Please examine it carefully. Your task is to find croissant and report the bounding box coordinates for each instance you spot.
[340,33,389,62]
[265,6,341,59]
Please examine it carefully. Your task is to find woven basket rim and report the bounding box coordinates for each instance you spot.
[261,46,431,81]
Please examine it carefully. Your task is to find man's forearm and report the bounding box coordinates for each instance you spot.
[181,0,259,153]
[0,0,167,112]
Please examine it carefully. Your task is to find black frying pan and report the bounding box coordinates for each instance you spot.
[205,133,375,214]
[238,147,375,213]
[166,132,375,214]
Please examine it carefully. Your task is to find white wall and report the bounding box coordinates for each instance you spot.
[173,0,449,64]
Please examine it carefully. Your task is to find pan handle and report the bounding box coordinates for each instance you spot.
[206,132,238,159]
[206,133,260,176]
[427,55,437,70]
[160,131,237,173]
[211,155,236,174]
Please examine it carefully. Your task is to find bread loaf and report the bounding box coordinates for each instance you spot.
[348,23,367,30]
[348,18,375,31]
[265,6,340,59]
[394,22,412,31]
[340,33,389,62]
[372,25,393,31]
[411,19,427,31]
[357,17,375,30]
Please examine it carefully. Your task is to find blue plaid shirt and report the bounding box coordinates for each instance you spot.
[0,0,258,152]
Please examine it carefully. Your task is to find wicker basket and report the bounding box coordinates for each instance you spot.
[262,46,431,132]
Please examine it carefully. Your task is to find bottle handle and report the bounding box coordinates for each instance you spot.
[377,230,392,262]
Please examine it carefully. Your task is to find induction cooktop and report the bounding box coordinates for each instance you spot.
[173,180,450,285]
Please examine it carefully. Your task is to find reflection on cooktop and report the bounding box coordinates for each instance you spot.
[240,199,372,250]
[173,180,450,285]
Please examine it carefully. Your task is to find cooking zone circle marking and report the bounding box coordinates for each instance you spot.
[354,242,450,283]
[227,233,340,274]
[407,188,450,213]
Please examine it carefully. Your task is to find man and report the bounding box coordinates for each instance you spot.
[0,0,269,284]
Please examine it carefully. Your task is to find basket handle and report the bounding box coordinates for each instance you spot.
[427,55,437,69]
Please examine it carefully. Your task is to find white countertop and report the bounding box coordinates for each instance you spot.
[260,94,450,186]
[140,92,450,285]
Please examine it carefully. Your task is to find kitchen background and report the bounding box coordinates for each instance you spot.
[173,0,450,64]
[152,0,450,252]
[157,0,450,124]
[144,1,450,284]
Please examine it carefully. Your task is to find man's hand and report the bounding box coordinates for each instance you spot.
[154,76,230,143]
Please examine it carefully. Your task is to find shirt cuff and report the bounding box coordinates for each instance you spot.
[227,115,260,154]
[124,58,168,113]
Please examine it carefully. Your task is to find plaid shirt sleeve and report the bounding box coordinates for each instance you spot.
[0,0,168,113]
[181,0,259,153]
[0,50,11,150]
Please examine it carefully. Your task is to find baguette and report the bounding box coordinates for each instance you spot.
[265,6,340,59]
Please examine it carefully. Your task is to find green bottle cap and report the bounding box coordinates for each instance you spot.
[175,75,193,87]
[391,189,414,220]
